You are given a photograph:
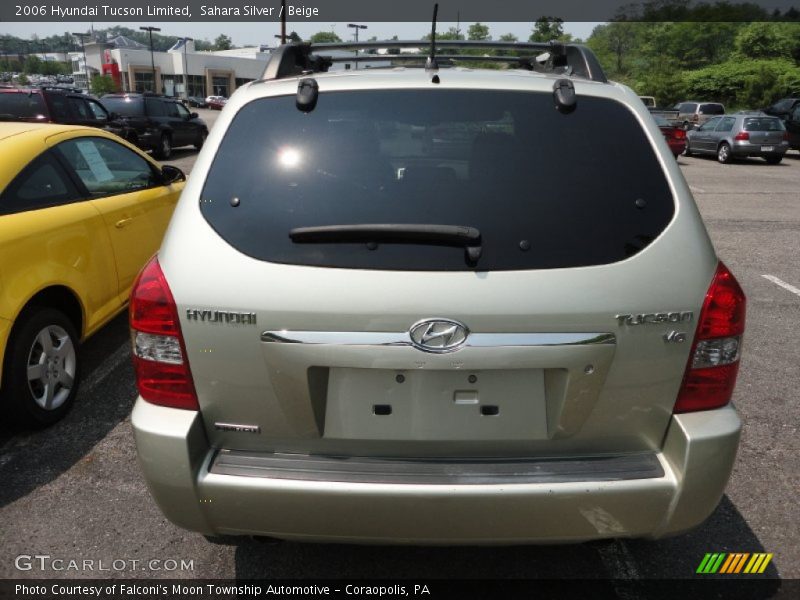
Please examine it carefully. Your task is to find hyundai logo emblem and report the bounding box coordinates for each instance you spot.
[409,319,469,353]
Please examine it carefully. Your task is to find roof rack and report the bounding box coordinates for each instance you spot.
[259,40,607,83]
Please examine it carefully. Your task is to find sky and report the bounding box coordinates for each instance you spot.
[2,22,602,47]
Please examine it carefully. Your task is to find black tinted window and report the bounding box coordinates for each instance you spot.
[145,98,166,117]
[200,90,675,271]
[86,100,108,120]
[102,97,144,117]
[48,94,71,119]
[164,102,180,118]
[0,152,80,214]
[68,97,91,119]
[700,104,724,115]
[743,118,784,132]
[0,92,47,119]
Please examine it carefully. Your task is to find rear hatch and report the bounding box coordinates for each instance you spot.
[164,82,717,458]
[742,117,786,147]
[0,90,48,122]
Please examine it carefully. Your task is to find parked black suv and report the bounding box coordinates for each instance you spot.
[763,97,800,122]
[0,86,127,138]
[100,93,208,159]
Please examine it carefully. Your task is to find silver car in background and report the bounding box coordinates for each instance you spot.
[673,101,725,129]
[685,114,789,164]
[130,41,746,544]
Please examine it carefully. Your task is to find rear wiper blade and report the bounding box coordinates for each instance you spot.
[289,223,482,264]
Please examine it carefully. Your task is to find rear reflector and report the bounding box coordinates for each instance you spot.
[130,257,199,410]
[674,262,746,413]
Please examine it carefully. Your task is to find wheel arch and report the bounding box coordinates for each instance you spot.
[0,285,84,393]
[13,285,85,339]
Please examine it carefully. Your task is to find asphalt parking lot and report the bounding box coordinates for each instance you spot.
[0,110,798,585]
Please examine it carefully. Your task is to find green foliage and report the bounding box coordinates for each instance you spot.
[529,17,572,43]
[90,74,118,96]
[682,59,800,108]
[467,23,491,41]
[309,31,342,44]
[213,34,233,51]
[22,55,42,74]
[17,73,29,86]
[734,22,795,59]
[586,19,800,109]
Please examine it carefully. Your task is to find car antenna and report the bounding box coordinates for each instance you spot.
[426,3,440,83]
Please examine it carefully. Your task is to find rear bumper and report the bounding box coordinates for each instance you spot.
[132,398,740,544]
[732,141,789,156]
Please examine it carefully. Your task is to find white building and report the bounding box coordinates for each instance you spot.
[72,36,271,97]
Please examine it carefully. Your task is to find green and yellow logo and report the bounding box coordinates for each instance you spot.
[697,553,773,574]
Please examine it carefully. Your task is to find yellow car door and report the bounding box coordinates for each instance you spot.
[50,134,183,301]
[0,148,120,332]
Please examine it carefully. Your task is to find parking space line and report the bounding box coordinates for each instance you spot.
[596,539,640,579]
[689,185,706,194]
[762,275,800,298]
[82,342,131,394]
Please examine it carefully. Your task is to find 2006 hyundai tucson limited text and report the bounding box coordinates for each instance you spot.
[130,40,745,544]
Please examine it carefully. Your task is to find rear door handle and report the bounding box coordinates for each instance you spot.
[115,217,133,229]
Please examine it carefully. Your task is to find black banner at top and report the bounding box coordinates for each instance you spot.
[1,0,800,22]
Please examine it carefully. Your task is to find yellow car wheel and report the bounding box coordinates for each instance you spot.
[1,307,80,427]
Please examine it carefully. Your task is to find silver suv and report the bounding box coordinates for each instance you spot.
[130,41,745,544]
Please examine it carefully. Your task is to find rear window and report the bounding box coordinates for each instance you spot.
[699,104,725,115]
[743,117,785,132]
[101,97,144,117]
[200,89,675,271]
[0,92,47,119]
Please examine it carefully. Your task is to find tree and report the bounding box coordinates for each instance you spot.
[17,73,29,86]
[213,34,232,51]
[423,27,464,41]
[22,55,42,75]
[734,23,794,60]
[90,74,118,95]
[529,17,565,42]
[587,22,639,76]
[467,23,491,41]
[309,31,342,44]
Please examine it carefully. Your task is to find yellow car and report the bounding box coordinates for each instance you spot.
[0,123,185,426]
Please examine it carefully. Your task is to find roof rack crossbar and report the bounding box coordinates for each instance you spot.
[259,40,607,83]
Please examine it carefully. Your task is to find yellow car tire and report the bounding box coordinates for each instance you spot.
[1,307,81,428]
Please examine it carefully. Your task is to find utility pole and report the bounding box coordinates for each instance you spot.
[139,26,161,93]
[179,37,193,99]
[279,0,286,45]
[347,23,367,70]
[71,32,90,90]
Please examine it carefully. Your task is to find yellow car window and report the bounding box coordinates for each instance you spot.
[56,137,158,197]
[0,153,81,215]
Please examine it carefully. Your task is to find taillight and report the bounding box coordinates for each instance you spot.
[674,262,746,413]
[673,129,686,140]
[130,257,198,410]
[784,131,789,141]
[734,132,750,141]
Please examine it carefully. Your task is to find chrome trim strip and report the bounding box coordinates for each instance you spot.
[261,331,615,347]
[210,450,661,484]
